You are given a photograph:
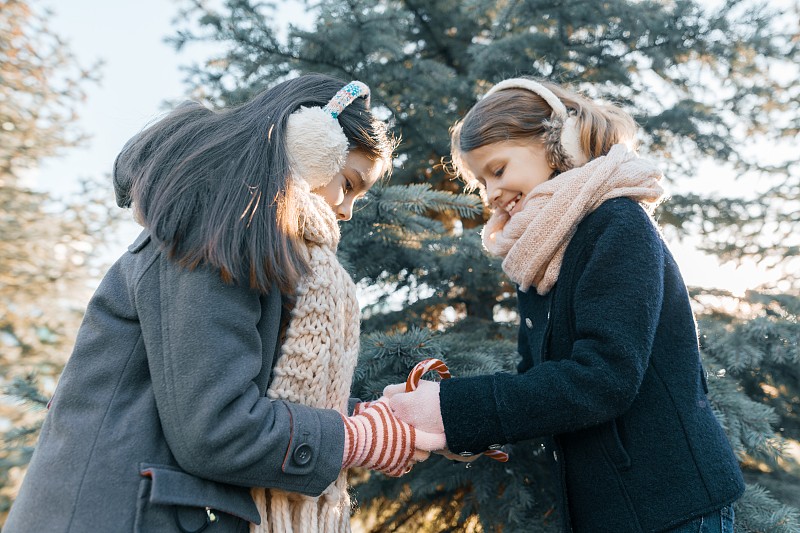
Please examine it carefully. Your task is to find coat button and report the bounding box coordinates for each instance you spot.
[525,318,533,329]
[293,443,313,465]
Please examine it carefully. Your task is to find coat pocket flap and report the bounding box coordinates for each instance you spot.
[140,464,260,524]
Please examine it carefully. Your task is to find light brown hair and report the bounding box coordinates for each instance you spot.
[450,79,638,192]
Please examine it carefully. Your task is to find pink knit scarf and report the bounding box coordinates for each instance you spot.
[482,144,664,295]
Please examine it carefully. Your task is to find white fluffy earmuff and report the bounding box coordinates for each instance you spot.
[485,78,589,169]
[285,81,371,190]
[285,107,349,190]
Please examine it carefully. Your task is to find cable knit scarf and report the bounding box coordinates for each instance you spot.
[251,186,361,533]
[482,144,665,295]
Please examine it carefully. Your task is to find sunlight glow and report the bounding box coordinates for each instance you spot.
[668,237,782,296]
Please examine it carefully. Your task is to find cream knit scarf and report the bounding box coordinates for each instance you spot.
[251,186,360,533]
[482,144,664,295]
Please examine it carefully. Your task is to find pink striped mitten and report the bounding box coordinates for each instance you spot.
[341,400,445,476]
[351,400,378,416]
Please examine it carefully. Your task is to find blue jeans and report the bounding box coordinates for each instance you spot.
[665,505,734,533]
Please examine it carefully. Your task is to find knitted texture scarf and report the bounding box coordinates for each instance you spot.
[251,185,360,533]
[482,144,664,295]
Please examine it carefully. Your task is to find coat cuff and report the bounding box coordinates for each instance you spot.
[281,403,345,495]
[439,375,505,454]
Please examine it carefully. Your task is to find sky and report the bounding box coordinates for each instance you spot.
[38,0,214,193]
[34,0,783,296]
[36,0,307,255]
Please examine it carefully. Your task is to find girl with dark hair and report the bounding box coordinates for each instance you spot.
[384,78,744,533]
[5,74,444,533]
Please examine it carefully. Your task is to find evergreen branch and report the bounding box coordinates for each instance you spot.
[734,484,800,533]
[2,375,49,410]
[375,184,482,218]
[402,0,461,73]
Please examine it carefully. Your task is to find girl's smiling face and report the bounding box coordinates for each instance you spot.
[461,140,554,217]
[312,149,383,221]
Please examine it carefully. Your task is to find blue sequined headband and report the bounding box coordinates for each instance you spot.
[323,81,370,119]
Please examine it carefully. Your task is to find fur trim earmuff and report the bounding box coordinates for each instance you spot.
[486,78,589,170]
[286,107,350,190]
[285,81,371,190]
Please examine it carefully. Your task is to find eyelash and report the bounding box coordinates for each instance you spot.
[342,178,353,193]
[493,166,505,177]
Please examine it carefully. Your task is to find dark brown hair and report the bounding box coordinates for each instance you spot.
[450,79,637,191]
[113,74,394,294]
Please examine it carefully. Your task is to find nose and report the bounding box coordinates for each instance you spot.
[486,183,502,208]
[337,202,353,221]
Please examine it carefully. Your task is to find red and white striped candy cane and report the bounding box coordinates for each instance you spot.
[405,358,509,463]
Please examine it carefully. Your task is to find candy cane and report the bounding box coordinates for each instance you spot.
[405,358,509,463]
[405,358,451,392]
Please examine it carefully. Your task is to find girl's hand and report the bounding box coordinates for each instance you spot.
[386,359,510,463]
[385,383,481,461]
[341,400,445,477]
[383,380,444,435]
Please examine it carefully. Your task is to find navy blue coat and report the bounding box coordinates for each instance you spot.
[439,198,744,533]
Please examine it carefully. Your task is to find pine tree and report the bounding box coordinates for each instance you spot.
[0,0,117,520]
[189,0,800,530]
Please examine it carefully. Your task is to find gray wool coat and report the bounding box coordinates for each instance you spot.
[4,230,346,533]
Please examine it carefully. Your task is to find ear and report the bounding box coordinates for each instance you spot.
[285,106,349,189]
[543,116,588,172]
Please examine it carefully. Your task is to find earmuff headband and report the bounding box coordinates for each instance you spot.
[485,78,588,169]
[323,81,370,118]
[486,79,568,118]
[286,81,371,189]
